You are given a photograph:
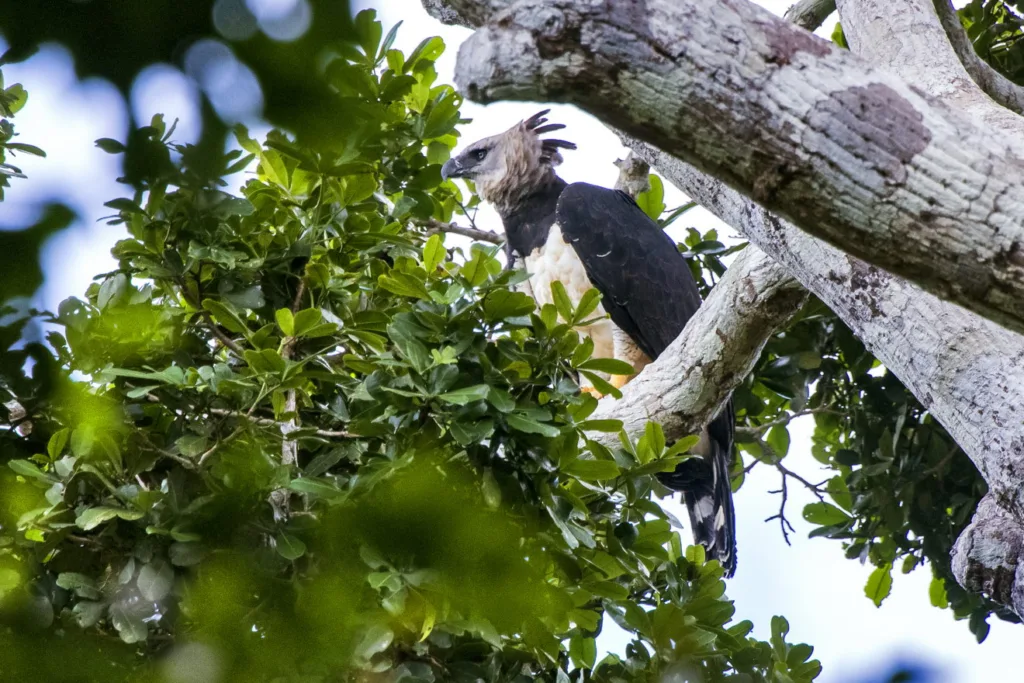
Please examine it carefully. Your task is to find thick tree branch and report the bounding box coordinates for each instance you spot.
[784,0,836,31]
[589,246,808,446]
[932,0,1024,117]
[952,495,1024,618]
[448,0,1024,334]
[623,134,1024,521]
[836,0,1024,136]
[839,0,1024,616]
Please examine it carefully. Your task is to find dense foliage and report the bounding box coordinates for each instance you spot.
[0,13,821,682]
[3,0,1024,678]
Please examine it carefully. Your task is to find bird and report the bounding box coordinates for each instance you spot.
[441,110,737,577]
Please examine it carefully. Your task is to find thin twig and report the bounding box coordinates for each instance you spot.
[765,475,796,545]
[422,218,504,245]
[207,408,355,439]
[200,311,246,356]
[735,406,842,441]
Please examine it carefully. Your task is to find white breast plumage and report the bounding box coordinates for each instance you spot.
[521,224,615,369]
[524,224,605,314]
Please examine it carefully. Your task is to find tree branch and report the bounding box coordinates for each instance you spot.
[784,0,836,31]
[952,494,1024,618]
[588,246,808,446]
[448,0,1024,334]
[613,151,651,198]
[931,0,1024,117]
[423,218,504,245]
[835,0,1024,136]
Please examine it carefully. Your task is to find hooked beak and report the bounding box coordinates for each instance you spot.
[441,157,465,180]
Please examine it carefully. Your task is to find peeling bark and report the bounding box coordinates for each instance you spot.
[447,0,1024,334]
[588,247,808,448]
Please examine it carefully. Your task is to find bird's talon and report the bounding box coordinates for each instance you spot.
[581,386,605,400]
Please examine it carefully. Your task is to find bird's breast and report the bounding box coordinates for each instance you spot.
[524,224,606,318]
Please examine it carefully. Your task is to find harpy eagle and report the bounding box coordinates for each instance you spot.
[441,110,737,577]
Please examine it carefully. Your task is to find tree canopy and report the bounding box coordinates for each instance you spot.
[2,1,1024,681]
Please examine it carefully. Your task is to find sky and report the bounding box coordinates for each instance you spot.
[0,1,1017,681]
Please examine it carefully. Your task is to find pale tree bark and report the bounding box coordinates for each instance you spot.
[443,0,1024,335]
[838,0,1024,618]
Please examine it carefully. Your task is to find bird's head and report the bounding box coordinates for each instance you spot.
[442,109,577,211]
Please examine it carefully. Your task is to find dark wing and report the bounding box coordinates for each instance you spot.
[555,183,702,359]
[556,182,737,577]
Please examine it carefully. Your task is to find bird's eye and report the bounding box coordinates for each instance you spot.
[471,148,488,161]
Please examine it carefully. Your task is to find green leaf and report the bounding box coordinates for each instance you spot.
[483,290,535,321]
[292,308,322,337]
[378,273,431,300]
[550,280,574,322]
[422,233,445,272]
[563,458,620,481]
[826,476,853,512]
[481,469,502,509]
[275,308,295,336]
[9,459,52,482]
[578,419,623,433]
[76,506,144,531]
[437,384,490,406]
[574,288,602,323]
[6,142,46,157]
[110,601,148,643]
[579,357,635,376]
[104,197,146,215]
[169,542,208,567]
[929,577,949,608]
[47,429,70,459]
[288,477,344,500]
[202,299,248,334]
[276,533,306,560]
[766,425,791,458]
[73,601,107,628]
[56,572,101,600]
[802,502,851,526]
[506,414,561,438]
[635,174,666,220]
[95,138,126,154]
[137,559,174,601]
[486,386,516,413]
[865,564,893,607]
[579,371,621,399]
[569,634,596,670]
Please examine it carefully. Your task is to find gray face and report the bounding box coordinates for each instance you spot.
[440,133,508,185]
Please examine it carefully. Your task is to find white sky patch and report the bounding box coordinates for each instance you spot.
[1,1,1018,680]
[131,64,204,145]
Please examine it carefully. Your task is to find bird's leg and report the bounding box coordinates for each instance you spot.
[609,373,631,390]
[581,386,604,400]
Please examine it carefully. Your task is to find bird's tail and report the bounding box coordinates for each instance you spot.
[658,427,737,577]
